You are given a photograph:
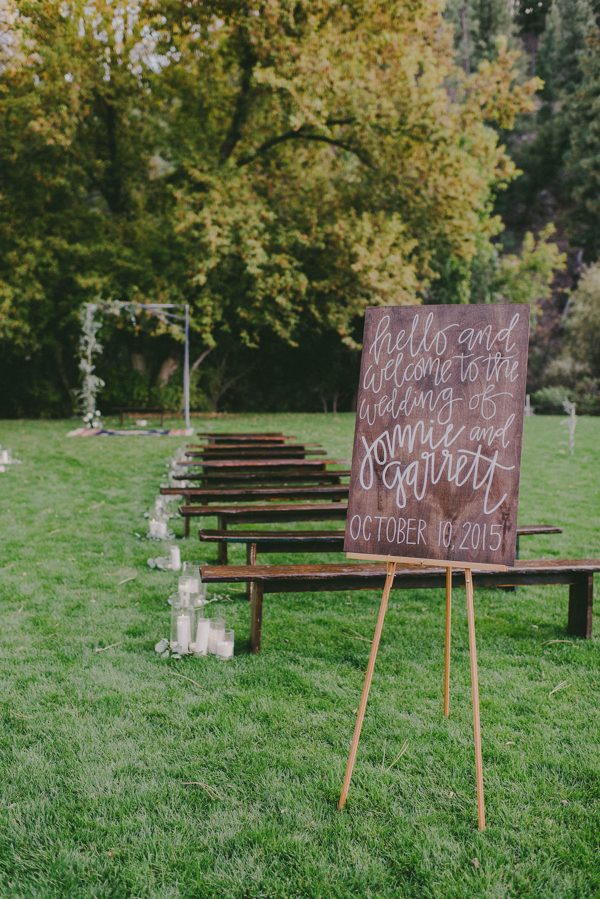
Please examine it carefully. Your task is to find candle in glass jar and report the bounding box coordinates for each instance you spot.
[208,618,225,654]
[217,630,234,660]
[178,575,196,602]
[182,563,201,593]
[194,618,210,655]
[176,614,191,654]
[150,517,168,539]
[169,545,181,570]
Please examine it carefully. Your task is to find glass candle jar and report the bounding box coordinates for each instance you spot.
[170,596,193,654]
[149,515,169,539]
[192,611,211,656]
[169,545,181,570]
[178,576,196,603]
[216,629,234,660]
[208,617,225,655]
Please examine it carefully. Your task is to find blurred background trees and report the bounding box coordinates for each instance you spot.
[0,0,597,416]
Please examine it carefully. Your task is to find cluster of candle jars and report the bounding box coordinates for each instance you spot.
[170,565,234,660]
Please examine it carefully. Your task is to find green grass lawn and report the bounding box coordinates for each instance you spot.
[0,414,598,898]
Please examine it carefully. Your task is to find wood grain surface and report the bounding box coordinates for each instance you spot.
[344,305,530,567]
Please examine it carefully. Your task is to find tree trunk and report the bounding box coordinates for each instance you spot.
[131,352,147,375]
[158,356,179,385]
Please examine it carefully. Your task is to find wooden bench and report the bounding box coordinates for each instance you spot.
[199,525,562,599]
[199,559,598,651]
[188,441,322,450]
[179,501,348,541]
[172,470,351,486]
[163,485,348,504]
[198,524,563,561]
[192,432,291,444]
[179,458,348,470]
[185,447,327,460]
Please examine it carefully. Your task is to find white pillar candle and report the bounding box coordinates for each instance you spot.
[176,614,191,654]
[194,618,210,655]
[0,450,9,464]
[169,546,181,570]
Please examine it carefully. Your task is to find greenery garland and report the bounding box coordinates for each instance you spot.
[77,300,183,427]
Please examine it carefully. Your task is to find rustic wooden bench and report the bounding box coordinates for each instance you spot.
[199,525,563,599]
[199,559,598,651]
[172,470,351,486]
[192,432,291,444]
[185,447,327,460]
[188,441,322,450]
[179,458,348,470]
[179,501,348,541]
[198,524,563,562]
[163,484,348,504]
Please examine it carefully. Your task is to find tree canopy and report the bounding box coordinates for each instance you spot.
[0,1,570,414]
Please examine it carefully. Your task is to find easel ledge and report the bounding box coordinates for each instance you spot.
[346,551,509,572]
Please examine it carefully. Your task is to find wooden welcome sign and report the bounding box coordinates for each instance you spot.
[344,305,530,567]
[338,304,530,830]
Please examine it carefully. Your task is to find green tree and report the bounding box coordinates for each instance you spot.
[445,0,517,71]
[564,34,600,257]
[567,262,600,376]
[0,0,561,414]
[515,0,600,256]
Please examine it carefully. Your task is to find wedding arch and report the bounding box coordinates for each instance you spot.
[78,300,191,429]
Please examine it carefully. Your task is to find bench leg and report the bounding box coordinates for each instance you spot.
[250,582,263,653]
[184,515,190,538]
[217,516,228,565]
[568,573,593,638]
[246,543,257,602]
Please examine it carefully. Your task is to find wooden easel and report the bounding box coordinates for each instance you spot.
[337,559,486,831]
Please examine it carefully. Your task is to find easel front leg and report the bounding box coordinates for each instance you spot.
[444,566,452,718]
[465,568,486,831]
[338,561,397,811]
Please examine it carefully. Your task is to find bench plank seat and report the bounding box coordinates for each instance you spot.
[186,446,325,457]
[188,442,322,451]
[181,458,348,469]
[193,432,288,439]
[199,525,562,550]
[179,501,348,540]
[173,470,350,485]
[165,485,348,503]
[185,450,326,461]
[199,558,597,650]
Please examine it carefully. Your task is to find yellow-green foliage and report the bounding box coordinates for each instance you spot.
[567,262,600,376]
[0,0,554,356]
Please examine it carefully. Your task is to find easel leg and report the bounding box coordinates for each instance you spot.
[465,568,486,831]
[444,566,452,718]
[338,561,397,811]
